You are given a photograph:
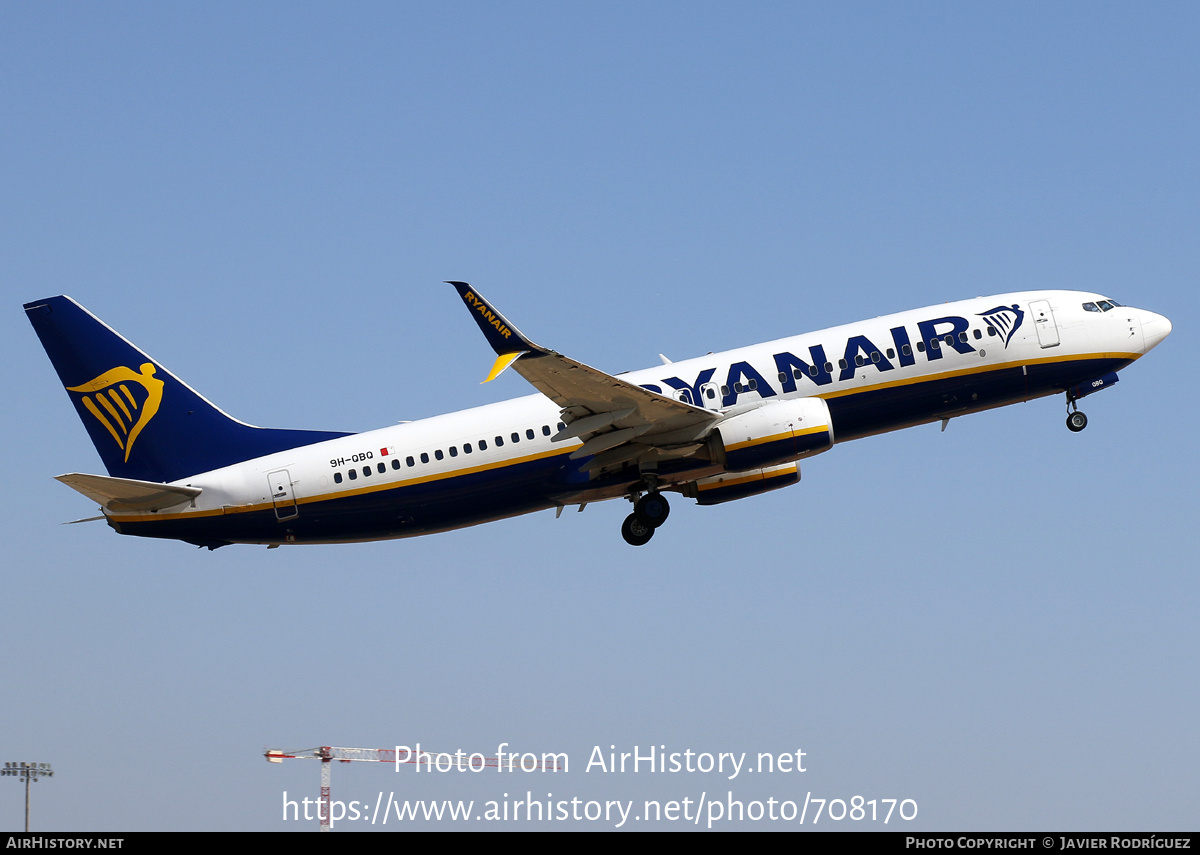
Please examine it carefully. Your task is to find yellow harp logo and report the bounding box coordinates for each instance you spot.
[67,363,164,462]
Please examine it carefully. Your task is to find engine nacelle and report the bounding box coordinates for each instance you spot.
[713,396,834,472]
[682,462,800,506]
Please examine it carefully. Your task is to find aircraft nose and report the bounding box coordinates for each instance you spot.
[1140,310,1172,353]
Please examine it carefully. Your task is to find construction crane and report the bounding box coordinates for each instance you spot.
[265,744,561,831]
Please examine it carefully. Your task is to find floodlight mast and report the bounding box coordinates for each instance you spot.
[3,762,54,832]
[264,745,561,831]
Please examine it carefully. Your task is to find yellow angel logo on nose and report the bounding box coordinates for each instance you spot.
[67,363,164,462]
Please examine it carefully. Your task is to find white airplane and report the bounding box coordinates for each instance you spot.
[25,284,1170,548]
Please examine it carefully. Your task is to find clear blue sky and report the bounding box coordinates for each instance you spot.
[2,1,1196,830]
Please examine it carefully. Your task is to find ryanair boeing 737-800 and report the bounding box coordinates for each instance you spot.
[25,283,1170,547]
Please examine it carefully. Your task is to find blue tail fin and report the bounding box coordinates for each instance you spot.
[25,296,351,483]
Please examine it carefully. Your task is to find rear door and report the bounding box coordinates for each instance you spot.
[267,469,298,520]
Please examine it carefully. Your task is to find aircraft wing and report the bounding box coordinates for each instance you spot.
[449,282,718,473]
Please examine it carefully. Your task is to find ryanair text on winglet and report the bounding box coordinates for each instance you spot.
[463,291,513,339]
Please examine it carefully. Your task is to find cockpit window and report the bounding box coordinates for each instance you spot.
[1083,302,1100,312]
[1084,299,1123,312]
[1096,300,1115,311]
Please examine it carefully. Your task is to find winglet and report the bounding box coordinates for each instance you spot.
[483,351,525,383]
[447,281,545,382]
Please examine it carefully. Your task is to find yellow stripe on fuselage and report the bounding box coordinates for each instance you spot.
[105,444,577,523]
[107,351,1135,525]
[815,351,1137,401]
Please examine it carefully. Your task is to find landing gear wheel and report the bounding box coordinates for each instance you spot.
[621,513,655,546]
[1066,411,1088,432]
[634,492,670,528]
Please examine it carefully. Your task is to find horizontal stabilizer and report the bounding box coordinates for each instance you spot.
[55,472,202,512]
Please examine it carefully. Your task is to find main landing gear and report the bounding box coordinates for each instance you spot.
[1065,395,1088,432]
[621,477,671,546]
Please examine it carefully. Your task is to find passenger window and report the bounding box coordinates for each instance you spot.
[778,372,788,383]
[435,449,444,460]
[705,388,716,399]
[973,329,982,340]
[720,385,730,396]
[944,335,954,346]
[823,362,833,373]
[479,439,487,450]
[526,428,535,440]
[420,452,429,464]
[793,369,803,380]
[449,446,458,457]
[495,436,504,447]
[406,456,415,467]
[916,341,925,352]
[958,332,968,343]
[334,472,343,484]
[987,326,997,336]
[902,344,911,356]
[854,355,864,367]
[348,469,357,481]
[542,425,550,436]
[838,359,848,370]
[363,466,371,477]
[886,348,895,359]
[511,432,520,443]
[734,382,743,393]
[464,443,472,453]
[557,422,565,431]
[377,462,386,474]
[391,458,400,470]
[809,365,819,376]
[871,351,880,363]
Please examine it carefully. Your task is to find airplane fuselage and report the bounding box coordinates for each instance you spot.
[84,289,1168,548]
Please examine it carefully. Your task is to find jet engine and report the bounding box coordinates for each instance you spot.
[711,396,835,472]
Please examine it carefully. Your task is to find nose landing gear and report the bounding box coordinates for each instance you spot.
[1065,395,1088,432]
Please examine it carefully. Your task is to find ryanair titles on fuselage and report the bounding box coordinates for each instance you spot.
[636,303,1025,409]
